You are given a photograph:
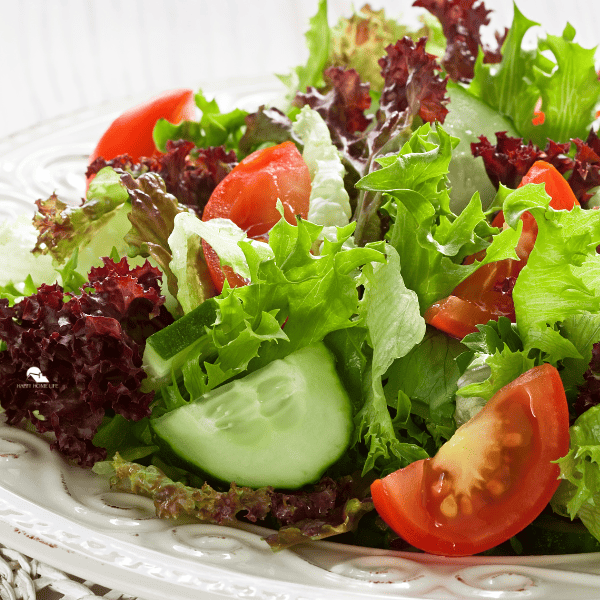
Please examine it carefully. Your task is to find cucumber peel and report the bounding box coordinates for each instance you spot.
[142,298,218,389]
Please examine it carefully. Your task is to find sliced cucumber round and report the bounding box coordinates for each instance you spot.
[150,342,353,489]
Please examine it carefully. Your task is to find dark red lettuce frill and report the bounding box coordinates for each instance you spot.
[0,258,172,466]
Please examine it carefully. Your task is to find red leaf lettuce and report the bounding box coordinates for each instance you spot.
[0,259,172,466]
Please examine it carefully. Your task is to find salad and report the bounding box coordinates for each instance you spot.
[2,0,600,558]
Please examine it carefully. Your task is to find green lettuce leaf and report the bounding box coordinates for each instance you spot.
[168,212,272,313]
[384,326,466,449]
[278,0,330,108]
[553,405,600,542]
[153,212,385,401]
[356,122,522,311]
[506,185,600,362]
[0,214,57,295]
[469,5,600,146]
[292,105,351,230]
[153,90,247,153]
[457,346,535,403]
[352,245,429,476]
[456,185,600,415]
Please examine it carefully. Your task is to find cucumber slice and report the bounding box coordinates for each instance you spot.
[517,513,600,555]
[150,342,353,489]
[142,298,218,389]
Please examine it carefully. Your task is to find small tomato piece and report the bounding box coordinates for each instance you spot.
[425,161,580,338]
[88,88,196,164]
[371,363,570,556]
[202,141,311,291]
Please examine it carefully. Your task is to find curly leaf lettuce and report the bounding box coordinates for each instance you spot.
[356,123,522,311]
[33,167,131,268]
[553,405,600,543]
[153,90,247,153]
[504,185,600,362]
[353,245,429,476]
[469,5,600,146]
[153,211,385,398]
[278,0,330,107]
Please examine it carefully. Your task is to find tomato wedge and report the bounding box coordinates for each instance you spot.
[88,88,196,165]
[371,363,569,556]
[425,161,579,338]
[201,141,311,291]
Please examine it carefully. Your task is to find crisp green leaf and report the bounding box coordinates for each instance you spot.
[508,190,600,360]
[469,4,539,138]
[457,347,535,401]
[153,90,247,153]
[553,405,600,543]
[384,327,465,428]
[277,0,330,109]
[358,123,522,312]
[469,6,600,145]
[353,245,428,474]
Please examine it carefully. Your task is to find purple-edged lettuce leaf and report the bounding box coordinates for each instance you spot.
[121,171,216,311]
[33,167,131,265]
[237,106,298,157]
[414,0,506,83]
[86,140,238,216]
[265,497,374,550]
[109,454,272,524]
[471,129,600,205]
[108,455,373,550]
[295,37,449,244]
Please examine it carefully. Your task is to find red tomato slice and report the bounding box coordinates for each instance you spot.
[88,88,196,165]
[202,141,311,291]
[371,363,570,556]
[425,161,579,339]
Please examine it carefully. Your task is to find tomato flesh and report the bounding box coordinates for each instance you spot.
[371,363,570,556]
[425,161,579,339]
[202,141,311,291]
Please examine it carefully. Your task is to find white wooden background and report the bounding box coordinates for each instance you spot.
[1,0,599,139]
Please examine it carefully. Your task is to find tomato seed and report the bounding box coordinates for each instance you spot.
[502,432,523,447]
[459,495,473,515]
[440,494,458,518]
[486,479,505,496]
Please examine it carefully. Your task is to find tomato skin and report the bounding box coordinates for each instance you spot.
[371,363,570,556]
[425,161,579,339]
[202,141,311,291]
[88,88,196,165]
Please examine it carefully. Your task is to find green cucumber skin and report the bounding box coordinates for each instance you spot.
[141,298,218,388]
[147,298,217,359]
[516,514,600,555]
[150,343,353,489]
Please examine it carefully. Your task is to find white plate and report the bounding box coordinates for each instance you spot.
[2,79,600,600]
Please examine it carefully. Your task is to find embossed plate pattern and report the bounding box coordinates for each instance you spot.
[1,79,600,600]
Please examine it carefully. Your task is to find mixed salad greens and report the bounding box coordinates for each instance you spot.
[3,0,600,556]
